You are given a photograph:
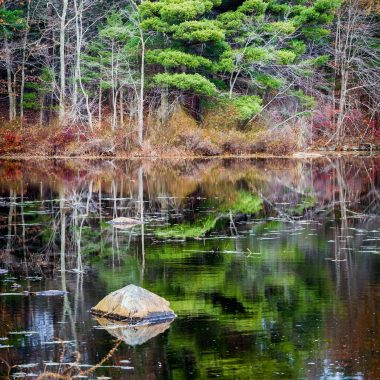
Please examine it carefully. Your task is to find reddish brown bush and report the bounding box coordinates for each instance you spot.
[180,131,221,156]
[0,127,24,154]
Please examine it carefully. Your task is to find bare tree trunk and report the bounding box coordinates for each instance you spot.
[73,0,83,111]
[229,69,241,99]
[111,40,117,130]
[74,0,93,129]
[20,0,31,128]
[120,86,124,127]
[336,70,348,146]
[45,2,54,125]
[113,90,118,130]
[138,35,145,146]
[5,37,16,121]
[98,86,102,128]
[160,85,169,127]
[59,0,68,124]
[129,0,145,145]
[334,8,347,147]
[330,0,376,147]
[39,93,44,127]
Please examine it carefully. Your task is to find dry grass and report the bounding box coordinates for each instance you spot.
[145,105,300,156]
[0,107,304,157]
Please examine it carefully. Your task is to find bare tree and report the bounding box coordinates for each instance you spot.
[73,0,93,129]
[3,35,17,121]
[331,0,380,145]
[19,0,31,127]
[59,0,68,123]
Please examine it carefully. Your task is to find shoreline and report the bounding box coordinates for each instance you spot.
[0,150,379,160]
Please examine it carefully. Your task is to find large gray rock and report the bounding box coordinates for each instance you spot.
[91,284,176,323]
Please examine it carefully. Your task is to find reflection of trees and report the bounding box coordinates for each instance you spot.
[139,166,145,282]
[5,189,16,261]
[320,157,380,379]
[139,230,333,379]
[0,157,379,277]
[0,158,379,378]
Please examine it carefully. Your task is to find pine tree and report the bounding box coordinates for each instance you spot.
[140,0,225,97]
[139,0,339,123]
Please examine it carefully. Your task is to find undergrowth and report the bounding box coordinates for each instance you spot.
[0,106,320,157]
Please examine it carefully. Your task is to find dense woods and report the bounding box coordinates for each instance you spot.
[0,0,379,155]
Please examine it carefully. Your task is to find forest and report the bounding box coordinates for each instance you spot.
[0,0,379,156]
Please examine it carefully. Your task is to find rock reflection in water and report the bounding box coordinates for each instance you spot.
[95,317,173,346]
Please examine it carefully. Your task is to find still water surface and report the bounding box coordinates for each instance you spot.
[0,158,380,379]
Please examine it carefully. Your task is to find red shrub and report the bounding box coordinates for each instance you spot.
[0,128,24,154]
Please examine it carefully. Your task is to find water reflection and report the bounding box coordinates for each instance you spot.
[95,317,174,346]
[0,157,379,379]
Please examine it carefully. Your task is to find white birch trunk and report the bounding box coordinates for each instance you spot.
[5,37,16,121]
[20,0,31,127]
[138,34,145,146]
[59,0,68,123]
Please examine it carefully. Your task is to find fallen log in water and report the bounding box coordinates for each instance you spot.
[91,284,176,324]
[0,290,67,297]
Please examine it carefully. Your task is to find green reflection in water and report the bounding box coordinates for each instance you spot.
[92,223,333,379]
[155,215,222,239]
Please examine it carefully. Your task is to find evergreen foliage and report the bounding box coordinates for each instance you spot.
[138,0,340,113]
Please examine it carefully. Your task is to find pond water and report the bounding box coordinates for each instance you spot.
[0,157,380,379]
